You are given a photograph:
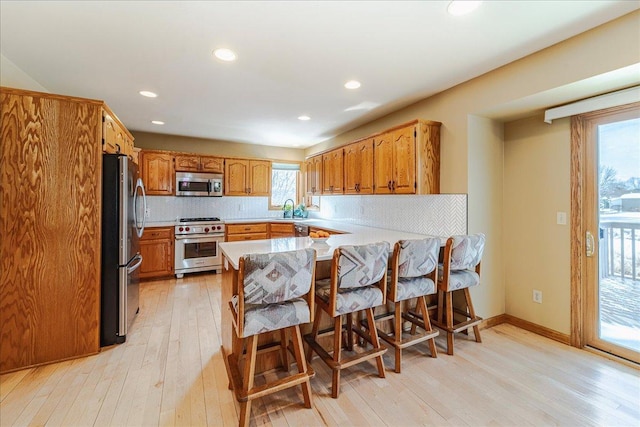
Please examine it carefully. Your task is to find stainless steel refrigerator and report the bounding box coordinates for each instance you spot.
[101,154,146,346]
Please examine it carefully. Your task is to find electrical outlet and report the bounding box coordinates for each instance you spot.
[533,290,543,304]
[144,208,151,219]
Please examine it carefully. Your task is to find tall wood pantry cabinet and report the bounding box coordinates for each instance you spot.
[0,87,133,373]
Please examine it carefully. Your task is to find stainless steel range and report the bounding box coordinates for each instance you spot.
[174,217,225,278]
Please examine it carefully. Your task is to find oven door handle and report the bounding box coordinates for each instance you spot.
[175,235,223,244]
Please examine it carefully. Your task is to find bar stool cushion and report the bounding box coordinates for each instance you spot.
[438,269,480,291]
[316,279,384,315]
[393,276,436,302]
[242,298,310,338]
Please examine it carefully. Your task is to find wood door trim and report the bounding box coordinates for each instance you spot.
[570,101,640,350]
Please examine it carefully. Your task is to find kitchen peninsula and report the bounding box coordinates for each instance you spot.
[218,221,441,373]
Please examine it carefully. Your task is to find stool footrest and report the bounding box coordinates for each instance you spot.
[222,344,314,403]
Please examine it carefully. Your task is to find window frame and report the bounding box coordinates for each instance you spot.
[269,161,303,211]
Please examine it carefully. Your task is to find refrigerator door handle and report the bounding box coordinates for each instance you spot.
[127,253,143,274]
[134,178,147,238]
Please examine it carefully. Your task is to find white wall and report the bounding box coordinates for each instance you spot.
[504,115,571,334]
[1,54,48,92]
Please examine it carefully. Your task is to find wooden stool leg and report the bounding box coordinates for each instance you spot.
[394,301,403,373]
[437,290,444,325]
[464,288,482,343]
[332,315,343,398]
[418,296,438,358]
[365,308,386,378]
[239,335,258,427]
[306,307,322,362]
[280,328,290,371]
[291,325,313,408]
[445,291,454,355]
[346,313,354,351]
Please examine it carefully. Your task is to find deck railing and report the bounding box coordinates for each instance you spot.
[600,220,639,281]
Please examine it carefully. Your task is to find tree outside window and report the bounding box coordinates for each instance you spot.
[271,164,299,207]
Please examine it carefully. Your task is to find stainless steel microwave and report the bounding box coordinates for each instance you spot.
[175,172,223,197]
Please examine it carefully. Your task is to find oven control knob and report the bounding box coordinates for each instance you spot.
[185,227,190,232]
[205,227,210,233]
[217,225,222,230]
[179,227,184,232]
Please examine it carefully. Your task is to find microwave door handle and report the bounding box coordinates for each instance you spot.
[208,180,212,195]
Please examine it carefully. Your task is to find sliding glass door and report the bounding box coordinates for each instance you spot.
[583,104,640,363]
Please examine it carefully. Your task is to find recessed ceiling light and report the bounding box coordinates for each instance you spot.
[151,120,165,125]
[139,90,158,98]
[298,115,311,121]
[447,1,482,16]
[213,48,237,62]
[344,80,361,89]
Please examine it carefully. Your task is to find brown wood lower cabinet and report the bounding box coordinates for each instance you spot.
[269,222,295,238]
[140,227,174,279]
[225,223,269,241]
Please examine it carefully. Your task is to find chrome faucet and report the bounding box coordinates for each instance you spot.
[283,199,295,218]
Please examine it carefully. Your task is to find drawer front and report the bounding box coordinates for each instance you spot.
[270,223,294,233]
[226,233,268,242]
[226,223,268,234]
[141,227,173,240]
[271,232,294,238]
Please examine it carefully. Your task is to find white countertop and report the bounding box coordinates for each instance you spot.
[219,222,443,270]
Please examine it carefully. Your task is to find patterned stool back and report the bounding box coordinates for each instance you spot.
[242,248,316,305]
[389,237,440,302]
[440,233,486,292]
[397,238,440,278]
[236,248,316,337]
[450,234,485,271]
[336,242,390,290]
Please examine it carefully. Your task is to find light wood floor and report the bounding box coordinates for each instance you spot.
[1,273,639,427]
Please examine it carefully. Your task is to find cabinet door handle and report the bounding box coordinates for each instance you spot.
[387,181,391,190]
[392,181,396,191]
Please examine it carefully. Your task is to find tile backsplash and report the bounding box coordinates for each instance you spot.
[312,194,467,236]
[145,194,467,236]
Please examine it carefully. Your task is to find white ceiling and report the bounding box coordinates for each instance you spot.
[1,1,638,148]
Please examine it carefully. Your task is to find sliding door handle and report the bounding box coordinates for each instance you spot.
[586,231,595,257]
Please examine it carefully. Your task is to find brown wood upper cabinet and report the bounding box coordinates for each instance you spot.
[374,120,441,194]
[322,148,344,194]
[305,119,440,197]
[305,155,322,195]
[102,108,135,159]
[174,154,223,173]
[225,158,271,196]
[344,138,374,194]
[374,126,415,194]
[140,150,175,196]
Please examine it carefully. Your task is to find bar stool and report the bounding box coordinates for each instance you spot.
[304,242,390,398]
[433,234,486,355]
[374,238,440,373]
[223,248,316,427]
